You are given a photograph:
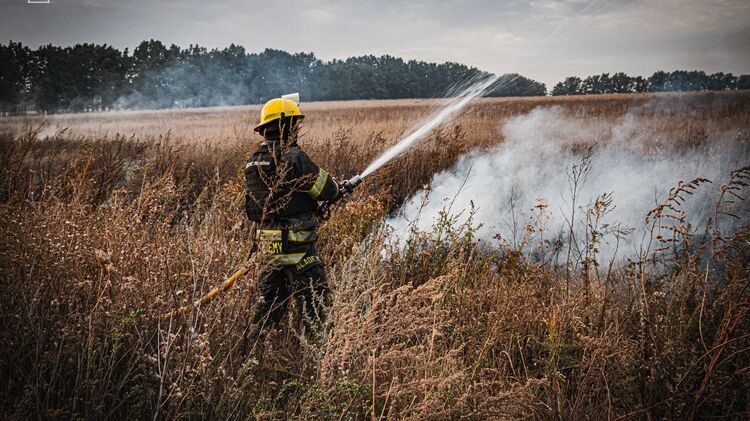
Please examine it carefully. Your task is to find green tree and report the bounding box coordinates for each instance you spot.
[30,45,76,113]
[6,39,749,114]
[664,70,708,92]
[707,72,737,91]
[487,73,546,97]
[0,41,32,115]
[552,76,583,96]
[648,71,669,92]
[630,76,648,93]
[610,72,633,93]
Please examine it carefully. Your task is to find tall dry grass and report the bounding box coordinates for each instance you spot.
[1,92,749,419]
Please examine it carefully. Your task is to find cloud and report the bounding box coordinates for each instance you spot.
[304,8,336,25]
[1,0,747,88]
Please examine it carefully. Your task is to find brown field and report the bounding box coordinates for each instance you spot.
[1,91,749,419]
[3,92,746,144]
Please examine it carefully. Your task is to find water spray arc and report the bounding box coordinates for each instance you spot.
[343,73,502,188]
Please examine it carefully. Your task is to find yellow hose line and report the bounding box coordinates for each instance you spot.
[160,259,254,320]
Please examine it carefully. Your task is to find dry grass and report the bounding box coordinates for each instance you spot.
[1,91,749,420]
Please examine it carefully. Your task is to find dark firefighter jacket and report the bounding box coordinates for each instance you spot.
[245,141,339,267]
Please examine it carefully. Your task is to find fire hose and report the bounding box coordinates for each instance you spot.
[160,257,255,319]
[159,175,363,319]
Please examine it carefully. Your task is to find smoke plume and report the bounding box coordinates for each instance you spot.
[388,105,749,261]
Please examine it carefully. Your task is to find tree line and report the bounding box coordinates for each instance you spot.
[2,39,747,115]
[0,40,545,115]
[551,71,749,96]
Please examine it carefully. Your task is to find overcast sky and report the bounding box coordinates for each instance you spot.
[1,0,748,88]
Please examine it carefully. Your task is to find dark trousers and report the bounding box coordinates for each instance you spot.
[251,263,328,334]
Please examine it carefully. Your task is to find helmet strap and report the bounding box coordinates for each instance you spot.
[261,117,299,146]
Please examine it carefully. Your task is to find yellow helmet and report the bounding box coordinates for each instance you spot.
[254,97,304,132]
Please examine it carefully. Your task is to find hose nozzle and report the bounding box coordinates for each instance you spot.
[342,175,363,194]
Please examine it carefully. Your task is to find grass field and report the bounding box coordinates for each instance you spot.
[1,91,749,419]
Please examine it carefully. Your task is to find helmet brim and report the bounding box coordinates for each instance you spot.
[254,114,305,132]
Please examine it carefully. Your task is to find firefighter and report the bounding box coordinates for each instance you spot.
[245,95,340,337]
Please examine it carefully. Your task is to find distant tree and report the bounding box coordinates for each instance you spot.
[551,76,583,96]
[213,44,252,105]
[599,73,615,93]
[0,41,32,115]
[30,45,73,113]
[581,74,610,94]
[738,75,750,90]
[554,71,744,96]
[663,70,708,92]
[707,72,737,91]
[125,39,180,108]
[648,71,669,92]
[486,73,546,97]
[67,43,127,111]
[630,76,648,93]
[610,72,633,93]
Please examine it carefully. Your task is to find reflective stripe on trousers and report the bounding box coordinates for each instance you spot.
[257,229,317,265]
[257,229,316,242]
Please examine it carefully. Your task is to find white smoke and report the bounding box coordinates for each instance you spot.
[388,105,749,262]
